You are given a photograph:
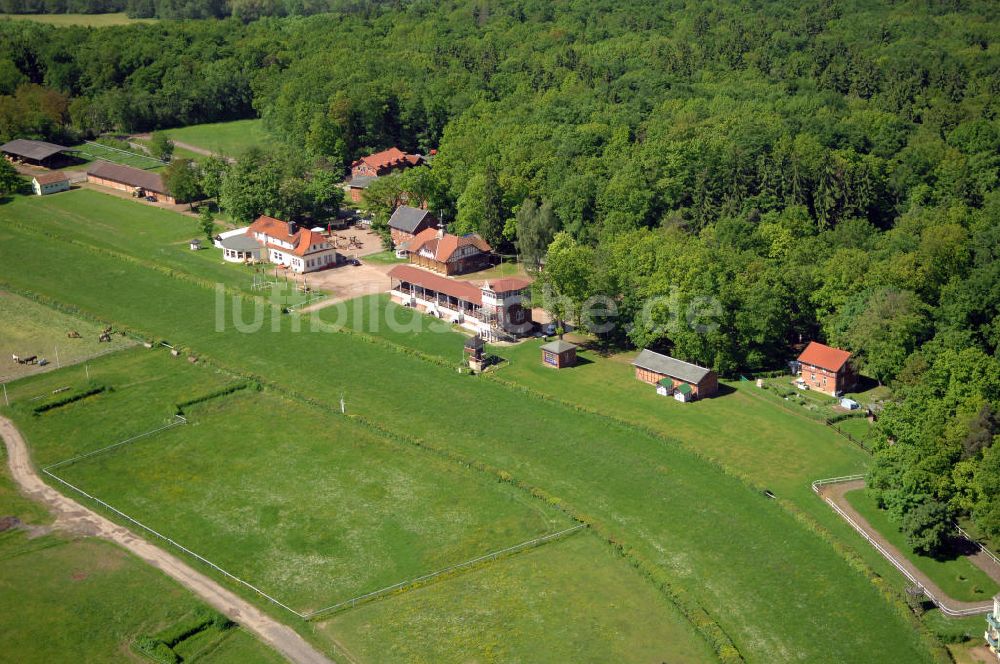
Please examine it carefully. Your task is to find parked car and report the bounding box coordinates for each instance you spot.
[145,195,157,202]
[350,258,362,266]
[543,323,557,336]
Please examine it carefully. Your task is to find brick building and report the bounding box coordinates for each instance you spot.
[796,341,856,397]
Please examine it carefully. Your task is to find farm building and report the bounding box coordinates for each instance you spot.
[388,265,532,341]
[540,340,577,368]
[350,147,424,178]
[248,215,340,274]
[797,341,856,397]
[86,161,176,204]
[31,172,70,196]
[345,174,376,203]
[1,139,68,167]
[986,594,1000,658]
[632,349,718,399]
[388,206,438,246]
[399,227,492,275]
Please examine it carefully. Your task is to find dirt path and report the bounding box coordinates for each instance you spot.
[819,479,998,614]
[130,133,235,162]
[0,415,338,664]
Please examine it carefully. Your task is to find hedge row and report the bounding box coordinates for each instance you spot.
[174,380,258,414]
[32,384,108,414]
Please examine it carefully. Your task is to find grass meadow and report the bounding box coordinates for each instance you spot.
[0,207,944,662]
[0,290,135,381]
[0,189,313,305]
[29,377,567,613]
[161,119,277,158]
[0,12,153,26]
[324,532,715,663]
[0,434,280,663]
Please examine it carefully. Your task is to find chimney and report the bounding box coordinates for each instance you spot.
[436,225,445,239]
[288,221,298,236]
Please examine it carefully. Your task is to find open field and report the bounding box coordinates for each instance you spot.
[161,119,277,157]
[0,442,280,664]
[26,381,567,613]
[0,212,944,662]
[0,290,135,381]
[324,532,715,663]
[66,141,166,171]
[0,190,313,305]
[0,12,153,26]
[846,489,999,602]
[4,350,713,661]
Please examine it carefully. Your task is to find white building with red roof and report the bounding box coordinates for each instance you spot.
[387,264,533,341]
[247,215,340,273]
[796,341,857,396]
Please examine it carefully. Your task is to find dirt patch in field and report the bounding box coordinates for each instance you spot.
[0,515,21,532]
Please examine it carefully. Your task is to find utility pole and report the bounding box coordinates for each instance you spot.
[2,383,8,407]
[55,347,60,369]
[340,393,346,414]
[85,364,90,381]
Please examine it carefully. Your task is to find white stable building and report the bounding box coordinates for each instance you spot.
[387,265,533,341]
[987,594,1000,660]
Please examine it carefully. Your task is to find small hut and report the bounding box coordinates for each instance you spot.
[464,335,485,371]
[189,238,202,251]
[540,340,577,369]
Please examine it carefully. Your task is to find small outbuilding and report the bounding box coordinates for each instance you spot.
[31,171,69,196]
[465,335,485,371]
[189,238,202,251]
[540,340,577,369]
[632,349,718,399]
[840,397,859,410]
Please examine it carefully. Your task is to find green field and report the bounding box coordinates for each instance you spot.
[324,533,714,663]
[0,441,280,663]
[0,290,135,381]
[65,141,167,172]
[162,119,277,158]
[846,489,999,602]
[0,190,314,305]
[0,12,153,26]
[0,200,944,662]
[24,376,567,612]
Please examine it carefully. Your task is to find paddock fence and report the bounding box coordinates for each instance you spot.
[812,475,993,617]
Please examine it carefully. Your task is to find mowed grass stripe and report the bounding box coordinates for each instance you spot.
[0,213,936,662]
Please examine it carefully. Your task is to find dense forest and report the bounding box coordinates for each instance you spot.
[1,0,999,547]
[0,0,375,20]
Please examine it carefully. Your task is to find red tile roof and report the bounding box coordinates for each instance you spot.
[485,277,532,293]
[798,341,852,372]
[33,171,69,185]
[247,216,332,257]
[352,147,423,173]
[404,228,492,262]
[387,264,483,305]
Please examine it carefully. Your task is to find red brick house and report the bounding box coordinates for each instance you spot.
[350,147,424,178]
[632,349,718,399]
[797,341,857,397]
[399,227,492,275]
[388,206,439,246]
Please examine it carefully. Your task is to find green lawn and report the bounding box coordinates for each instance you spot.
[0,190,312,305]
[0,440,280,664]
[163,119,277,158]
[846,489,999,602]
[324,532,715,663]
[0,212,943,662]
[0,12,154,26]
[0,290,135,381]
[22,375,567,613]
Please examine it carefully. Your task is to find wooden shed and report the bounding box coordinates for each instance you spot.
[540,340,577,369]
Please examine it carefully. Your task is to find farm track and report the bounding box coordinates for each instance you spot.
[0,415,344,664]
[819,479,999,614]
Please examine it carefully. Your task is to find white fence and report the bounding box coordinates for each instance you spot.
[813,476,993,617]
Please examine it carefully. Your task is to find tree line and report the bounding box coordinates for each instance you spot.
[0,0,998,549]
